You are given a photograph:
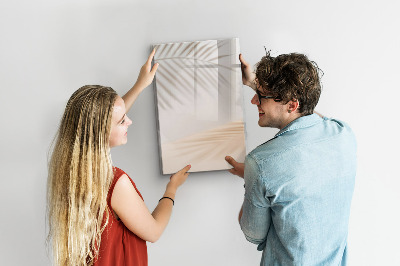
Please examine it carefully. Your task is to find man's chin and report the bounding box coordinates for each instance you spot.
[258,120,266,127]
[258,119,274,128]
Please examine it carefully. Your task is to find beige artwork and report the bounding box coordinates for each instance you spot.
[153,38,246,174]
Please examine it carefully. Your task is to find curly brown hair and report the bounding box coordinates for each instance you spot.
[255,51,322,115]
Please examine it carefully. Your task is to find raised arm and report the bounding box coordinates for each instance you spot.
[239,54,257,91]
[122,49,159,112]
[111,165,191,243]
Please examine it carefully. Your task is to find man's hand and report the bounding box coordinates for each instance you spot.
[225,156,244,178]
[239,54,257,91]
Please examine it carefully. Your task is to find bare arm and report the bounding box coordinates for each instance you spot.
[239,54,257,91]
[122,49,159,113]
[111,165,191,243]
[150,183,178,235]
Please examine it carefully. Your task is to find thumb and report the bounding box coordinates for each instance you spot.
[179,164,191,173]
[239,54,248,66]
[225,156,237,167]
[147,48,156,64]
[151,63,159,74]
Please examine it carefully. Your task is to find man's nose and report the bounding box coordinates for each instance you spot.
[251,94,259,105]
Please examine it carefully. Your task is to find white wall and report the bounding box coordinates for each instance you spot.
[1,0,399,265]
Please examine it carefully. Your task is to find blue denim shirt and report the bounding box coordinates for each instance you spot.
[240,114,357,266]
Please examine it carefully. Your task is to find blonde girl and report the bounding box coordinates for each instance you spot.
[47,50,190,266]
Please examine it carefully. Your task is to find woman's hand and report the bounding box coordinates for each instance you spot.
[167,165,191,192]
[135,48,159,89]
[239,54,257,90]
[123,49,159,112]
[111,165,190,244]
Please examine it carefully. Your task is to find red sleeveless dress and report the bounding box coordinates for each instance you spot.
[94,167,148,266]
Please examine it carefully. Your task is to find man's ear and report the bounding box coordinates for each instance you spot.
[288,100,299,113]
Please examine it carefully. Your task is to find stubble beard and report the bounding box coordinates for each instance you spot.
[258,114,280,129]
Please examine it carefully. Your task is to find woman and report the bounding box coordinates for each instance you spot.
[47,50,190,266]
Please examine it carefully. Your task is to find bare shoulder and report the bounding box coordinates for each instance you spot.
[111,174,141,209]
[115,173,133,188]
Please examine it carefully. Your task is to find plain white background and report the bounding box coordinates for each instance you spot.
[1,0,399,265]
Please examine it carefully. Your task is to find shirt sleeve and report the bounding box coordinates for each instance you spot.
[239,154,271,247]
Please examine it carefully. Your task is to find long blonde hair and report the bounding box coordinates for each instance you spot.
[47,85,118,265]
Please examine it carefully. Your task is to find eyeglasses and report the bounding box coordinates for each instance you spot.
[255,90,280,105]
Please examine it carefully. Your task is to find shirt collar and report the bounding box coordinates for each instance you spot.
[275,114,322,137]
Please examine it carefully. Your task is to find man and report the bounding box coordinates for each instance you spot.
[226,52,356,265]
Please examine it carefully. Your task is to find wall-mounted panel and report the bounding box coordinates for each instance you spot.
[153,38,246,174]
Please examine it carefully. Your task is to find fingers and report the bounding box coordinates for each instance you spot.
[239,54,248,67]
[225,156,237,167]
[151,62,159,74]
[175,165,191,184]
[147,48,156,65]
[179,164,191,173]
